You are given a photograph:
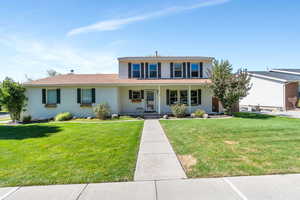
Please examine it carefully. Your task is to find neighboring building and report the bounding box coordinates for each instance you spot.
[240,69,300,111]
[23,56,220,120]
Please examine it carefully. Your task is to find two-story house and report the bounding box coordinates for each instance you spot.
[23,56,219,120]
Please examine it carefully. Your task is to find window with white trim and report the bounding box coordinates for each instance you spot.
[191,63,199,78]
[132,64,141,78]
[169,90,178,105]
[82,89,92,104]
[149,63,158,78]
[174,63,183,78]
[191,90,199,105]
[132,91,142,100]
[47,89,57,104]
[180,90,188,104]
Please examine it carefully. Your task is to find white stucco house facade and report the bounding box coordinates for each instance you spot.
[23,56,220,120]
[240,69,300,111]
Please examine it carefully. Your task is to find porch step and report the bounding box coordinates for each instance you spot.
[143,113,160,119]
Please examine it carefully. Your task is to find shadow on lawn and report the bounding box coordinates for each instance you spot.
[0,125,61,140]
[233,112,276,119]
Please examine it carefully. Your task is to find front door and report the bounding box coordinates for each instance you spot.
[145,90,156,112]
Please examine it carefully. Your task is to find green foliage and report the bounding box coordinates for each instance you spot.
[210,60,251,114]
[93,103,111,120]
[0,77,27,122]
[194,109,206,118]
[54,112,73,121]
[22,115,32,123]
[171,104,187,118]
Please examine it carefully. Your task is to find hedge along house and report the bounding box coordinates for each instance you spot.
[240,69,300,111]
[23,56,219,120]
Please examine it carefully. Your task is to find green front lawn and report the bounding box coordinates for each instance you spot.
[0,121,143,187]
[160,112,300,178]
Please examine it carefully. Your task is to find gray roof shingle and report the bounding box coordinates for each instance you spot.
[249,71,300,82]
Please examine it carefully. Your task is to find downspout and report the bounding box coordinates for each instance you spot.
[283,83,286,111]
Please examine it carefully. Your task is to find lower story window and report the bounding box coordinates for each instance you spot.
[191,90,198,105]
[180,90,188,104]
[82,89,92,104]
[47,89,57,104]
[132,91,142,100]
[169,90,178,105]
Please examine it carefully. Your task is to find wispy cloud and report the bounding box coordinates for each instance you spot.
[67,0,230,36]
[0,35,120,82]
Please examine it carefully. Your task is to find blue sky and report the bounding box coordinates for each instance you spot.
[0,0,299,81]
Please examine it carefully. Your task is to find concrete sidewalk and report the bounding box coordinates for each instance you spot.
[134,119,187,181]
[1,174,300,200]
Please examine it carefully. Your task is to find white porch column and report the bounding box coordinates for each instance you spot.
[158,85,161,114]
[188,85,191,114]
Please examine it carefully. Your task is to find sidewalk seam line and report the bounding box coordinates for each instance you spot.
[75,183,89,200]
[0,187,20,200]
[154,181,158,200]
[223,178,248,200]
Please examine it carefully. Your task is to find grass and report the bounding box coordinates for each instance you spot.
[70,116,139,122]
[0,121,143,187]
[160,112,300,178]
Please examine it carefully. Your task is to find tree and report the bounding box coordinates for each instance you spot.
[210,59,251,114]
[47,69,60,77]
[0,78,27,122]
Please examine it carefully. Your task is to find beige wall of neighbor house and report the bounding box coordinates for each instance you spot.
[118,61,212,79]
[24,86,119,120]
[240,76,285,109]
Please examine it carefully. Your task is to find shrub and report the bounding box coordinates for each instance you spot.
[55,112,73,121]
[194,109,206,118]
[93,103,111,120]
[171,104,187,118]
[22,115,31,123]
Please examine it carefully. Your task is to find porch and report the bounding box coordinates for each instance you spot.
[117,85,216,116]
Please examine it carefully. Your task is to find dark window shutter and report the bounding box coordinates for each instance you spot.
[187,62,191,78]
[56,89,61,104]
[145,63,149,78]
[200,62,203,78]
[166,89,170,105]
[170,63,173,78]
[77,88,81,104]
[129,90,132,99]
[141,90,144,99]
[42,89,46,104]
[158,62,161,78]
[198,89,202,105]
[183,62,186,78]
[141,63,144,79]
[128,63,132,78]
[92,88,96,103]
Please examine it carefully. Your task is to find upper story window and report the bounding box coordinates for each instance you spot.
[149,63,158,78]
[132,64,141,78]
[174,63,183,78]
[191,63,200,78]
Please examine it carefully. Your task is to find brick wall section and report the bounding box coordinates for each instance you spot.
[285,82,298,110]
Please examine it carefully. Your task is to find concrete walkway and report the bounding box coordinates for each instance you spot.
[134,119,187,181]
[1,174,300,200]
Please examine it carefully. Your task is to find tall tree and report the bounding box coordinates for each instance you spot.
[210,59,251,114]
[0,78,27,122]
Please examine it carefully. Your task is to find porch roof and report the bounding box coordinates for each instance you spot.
[23,73,211,87]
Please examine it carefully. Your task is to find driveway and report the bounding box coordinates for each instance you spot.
[1,174,300,200]
[259,110,300,118]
